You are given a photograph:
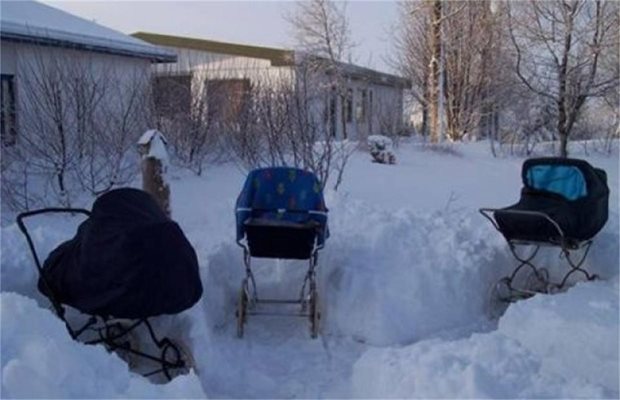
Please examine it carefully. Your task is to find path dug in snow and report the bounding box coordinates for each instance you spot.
[1,141,618,398]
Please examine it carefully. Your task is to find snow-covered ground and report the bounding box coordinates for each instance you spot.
[1,140,618,398]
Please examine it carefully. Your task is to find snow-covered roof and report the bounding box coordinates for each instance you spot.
[0,1,175,63]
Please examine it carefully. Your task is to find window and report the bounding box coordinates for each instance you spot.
[1,74,17,146]
[345,88,353,123]
[205,79,250,125]
[369,90,373,133]
[329,90,337,138]
[153,74,192,118]
[355,89,367,122]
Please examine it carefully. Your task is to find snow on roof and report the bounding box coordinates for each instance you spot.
[0,1,175,62]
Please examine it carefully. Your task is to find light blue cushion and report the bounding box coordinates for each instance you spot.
[526,165,587,200]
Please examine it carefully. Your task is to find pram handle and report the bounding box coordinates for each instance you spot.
[16,207,91,321]
[16,208,92,268]
[479,208,566,240]
[236,207,328,215]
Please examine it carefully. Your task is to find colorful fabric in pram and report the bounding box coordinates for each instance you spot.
[235,167,329,246]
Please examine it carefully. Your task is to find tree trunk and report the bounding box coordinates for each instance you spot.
[428,0,442,143]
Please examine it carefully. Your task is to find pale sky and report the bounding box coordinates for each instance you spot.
[41,1,401,74]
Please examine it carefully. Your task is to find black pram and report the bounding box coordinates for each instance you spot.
[17,188,203,380]
[480,157,609,309]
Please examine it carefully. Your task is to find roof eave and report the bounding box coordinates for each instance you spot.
[0,31,177,63]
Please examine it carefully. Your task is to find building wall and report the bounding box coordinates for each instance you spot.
[153,45,294,90]
[149,44,405,142]
[303,72,405,141]
[0,40,152,145]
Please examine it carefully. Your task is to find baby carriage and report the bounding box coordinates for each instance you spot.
[16,188,203,380]
[235,167,329,338]
[480,157,609,308]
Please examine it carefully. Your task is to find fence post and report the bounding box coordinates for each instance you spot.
[137,129,171,217]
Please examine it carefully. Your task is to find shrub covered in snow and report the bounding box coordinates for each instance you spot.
[367,135,396,164]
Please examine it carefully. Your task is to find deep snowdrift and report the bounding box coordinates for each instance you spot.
[351,279,619,398]
[1,141,618,398]
[0,292,204,398]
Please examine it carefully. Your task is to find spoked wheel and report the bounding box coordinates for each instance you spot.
[309,288,320,339]
[487,278,512,320]
[525,267,550,293]
[104,321,140,368]
[161,339,193,381]
[236,281,248,338]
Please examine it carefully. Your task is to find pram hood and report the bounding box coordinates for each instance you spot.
[40,188,203,319]
[235,167,329,246]
[495,157,609,243]
[521,157,609,201]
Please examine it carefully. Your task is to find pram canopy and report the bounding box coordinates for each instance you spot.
[40,188,203,319]
[235,167,328,258]
[495,157,609,243]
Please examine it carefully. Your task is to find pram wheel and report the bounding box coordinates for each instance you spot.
[161,339,192,380]
[309,289,320,339]
[236,283,248,338]
[104,321,140,368]
[487,277,511,319]
[525,267,550,293]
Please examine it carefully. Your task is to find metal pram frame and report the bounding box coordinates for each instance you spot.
[235,208,326,339]
[480,208,597,307]
[16,208,190,381]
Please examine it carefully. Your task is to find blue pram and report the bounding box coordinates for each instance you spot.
[480,157,609,308]
[235,167,329,338]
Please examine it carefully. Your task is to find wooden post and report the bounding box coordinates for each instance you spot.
[137,129,171,217]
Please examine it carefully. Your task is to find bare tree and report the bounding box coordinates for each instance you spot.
[392,1,431,137]
[287,0,353,62]
[394,1,497,144]
[263,0,358,189]
[1,46,150,211]
[509,0,619,157]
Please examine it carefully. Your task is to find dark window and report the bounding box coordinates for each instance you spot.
[153,74,192,118]
[205,78,251,125]
[345,88,353,123]
[356,89,367,122]
[329,89,337,138]
[369,90,373,133]
[1,74,17,146]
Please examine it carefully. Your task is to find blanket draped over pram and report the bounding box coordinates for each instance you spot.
[235,167,329,246]
[39,188,203,319]
[495,157,609,243]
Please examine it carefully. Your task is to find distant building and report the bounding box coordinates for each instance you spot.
[133,32,410,140]
[0,1,175,146]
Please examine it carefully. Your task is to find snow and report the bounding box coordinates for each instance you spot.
[0,292,205,398]
[139,129,170,165]
[1,140,618,398]
[0,1,173,60]
[367,134,394,147]
[351,279,619,398]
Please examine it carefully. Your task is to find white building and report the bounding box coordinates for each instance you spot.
[133,32,410,140]
[0,1,175,146]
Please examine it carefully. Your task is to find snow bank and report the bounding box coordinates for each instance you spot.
[351,279,619,398]
[0,292,205,398]
[203,188,618,348]
[319,194,508,345]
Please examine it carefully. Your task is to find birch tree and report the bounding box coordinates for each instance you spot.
[509,0,619,157]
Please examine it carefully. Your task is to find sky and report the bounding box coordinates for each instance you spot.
[41,1,401,74]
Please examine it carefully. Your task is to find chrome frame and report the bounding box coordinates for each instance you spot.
[480,208,597,302]
[235,207,325,327]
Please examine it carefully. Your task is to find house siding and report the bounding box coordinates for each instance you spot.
[1,40,152,141]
